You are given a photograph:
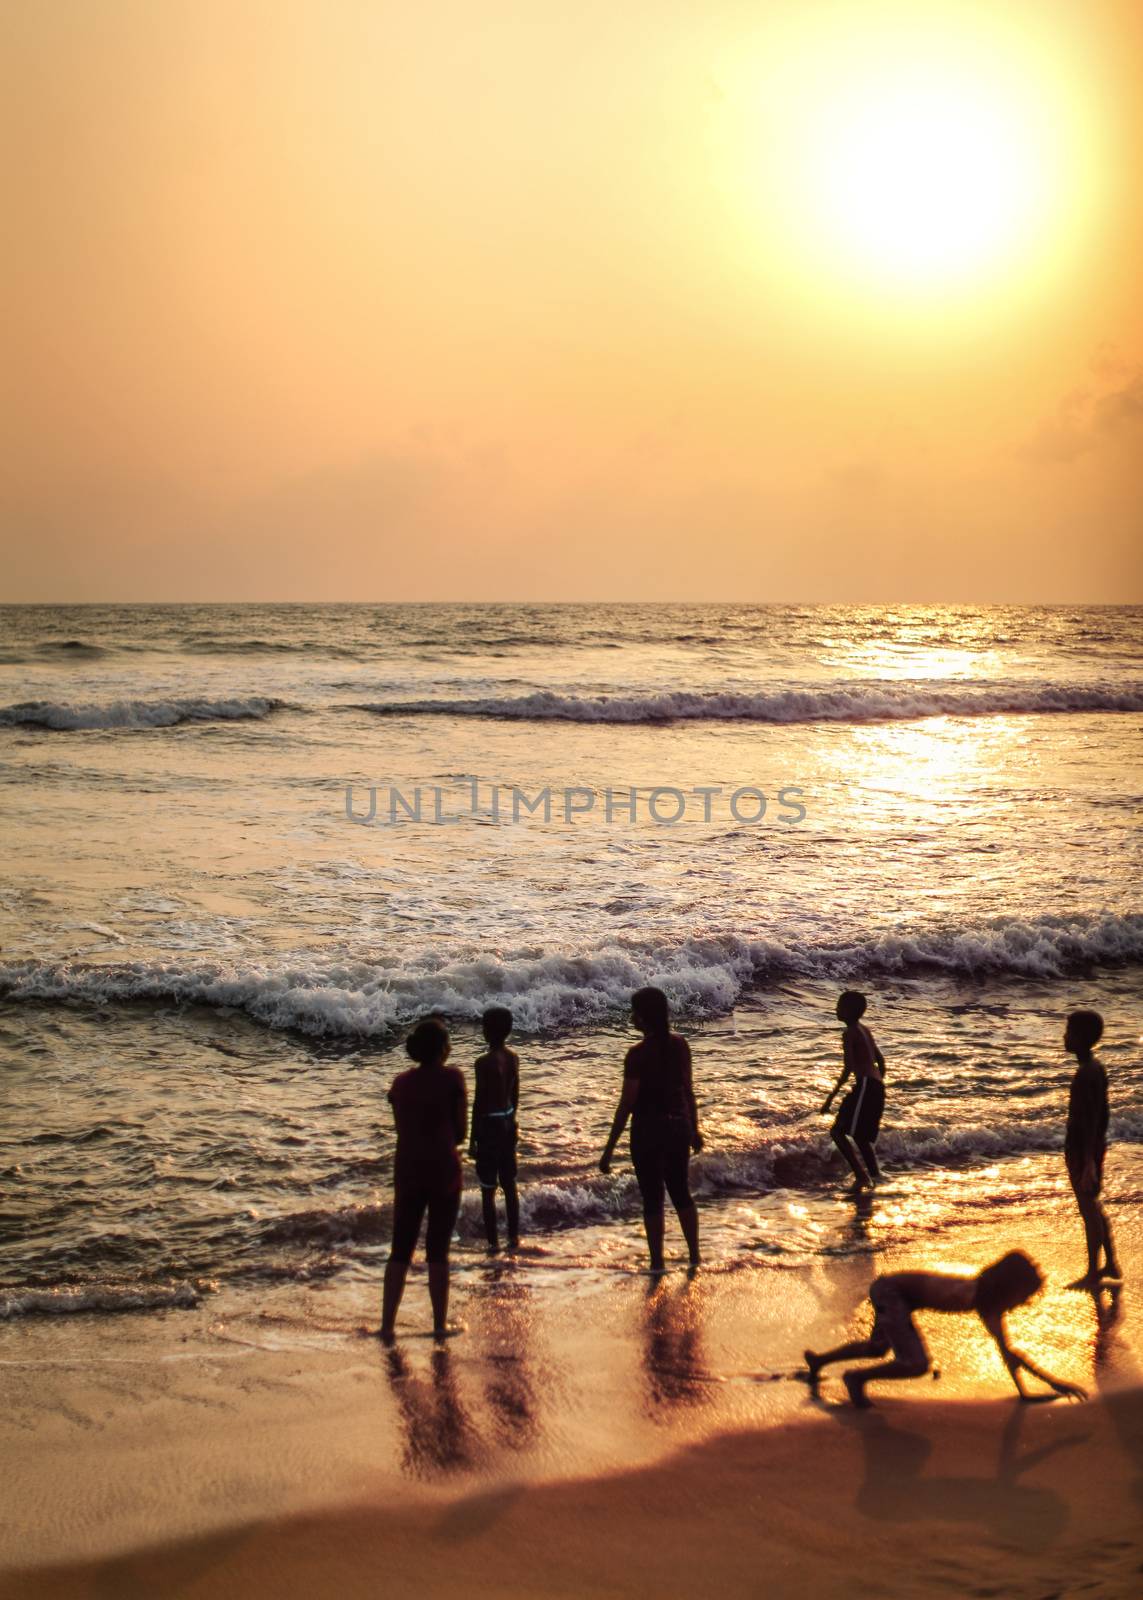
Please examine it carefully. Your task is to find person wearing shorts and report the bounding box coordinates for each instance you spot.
[380,1017,467,1342]
[822,990,887,1189]
[469,1006,521,1253]
[600,987,703,1272]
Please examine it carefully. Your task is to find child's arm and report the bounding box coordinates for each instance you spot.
[600,1059,639,1173]
[468,1059,486,1157]
[822,1032,853,1114]
[871,1029,886,1076]
[508,1053,520,1126]
[981,1312,1087,1402]
[454,1075,468,1150]
[681,1039,703,1152]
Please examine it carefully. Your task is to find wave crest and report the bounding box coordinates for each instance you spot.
[1,912,1139,1037]
[349,681,1143,726]
[0,696,287,731]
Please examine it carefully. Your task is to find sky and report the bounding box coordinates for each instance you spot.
[3,0,1142,602]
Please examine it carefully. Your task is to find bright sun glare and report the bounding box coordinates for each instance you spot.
[806,68,1056,288]
[810,75,1051,284]
[727,8,1095,305]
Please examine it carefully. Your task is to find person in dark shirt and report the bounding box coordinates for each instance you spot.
[379,1016,467,1342]
[1064,1008,1121,1287]
[804,1252,1086,1408]
[468,1006,521,1253]
[599,987,703,1272]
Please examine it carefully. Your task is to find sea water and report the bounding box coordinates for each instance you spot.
[1,603,1140,1318]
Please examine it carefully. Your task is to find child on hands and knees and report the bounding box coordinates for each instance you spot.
[805,1251,1087,1409]
[1064,1009,1121,1288]
[469,1006,521,1254]
[822,990,886,1190]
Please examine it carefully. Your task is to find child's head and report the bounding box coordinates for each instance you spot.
[631,986,670,1036]
[974,1250,1043,1316]
[482,1006,513,1047]
[406,1016,451,1067]
[836,990,867,1024]
[1064,1009,1103,1056]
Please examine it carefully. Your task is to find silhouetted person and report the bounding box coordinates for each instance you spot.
[379,1017,467,1342]
[804,1251,1087,1408]
[1063,1009,1121,1288]
[822,990,886,1189]
[600,986,703,1272]
[469,1006,520,1252]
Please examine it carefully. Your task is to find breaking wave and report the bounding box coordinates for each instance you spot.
[0,696,288,731]
[2,912,1139,1038]
[348,681,1143,725]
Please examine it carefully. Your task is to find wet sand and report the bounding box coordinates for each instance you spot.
[3,1390,1141,1600]
[2,1195,1140,1598]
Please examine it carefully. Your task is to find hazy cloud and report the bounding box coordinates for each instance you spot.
[1025,363,1143,463]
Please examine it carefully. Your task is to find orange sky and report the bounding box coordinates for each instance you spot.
[3,0,1141,602]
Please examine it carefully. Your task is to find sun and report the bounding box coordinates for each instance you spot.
[716,4,1098,308]
[804,68,1054,288]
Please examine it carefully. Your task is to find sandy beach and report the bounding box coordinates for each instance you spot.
[3,1191,1140,1599]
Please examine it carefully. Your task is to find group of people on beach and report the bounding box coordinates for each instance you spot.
[378,987,1119,1407]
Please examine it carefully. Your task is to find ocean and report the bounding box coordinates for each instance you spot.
[1,602,1140,1321]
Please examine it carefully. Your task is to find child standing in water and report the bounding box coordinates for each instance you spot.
[1064,1008,1121,1287]
[380,1017,467,1342]
[822,990,886,1189]
[600,987,703,1272]
[469,1007,521,1253]
[805,1251,1086,1408]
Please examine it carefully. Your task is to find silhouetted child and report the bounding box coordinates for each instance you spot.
[469,1007,520,1252]
[1064,1009,1121,1287]
[805,1251,1086,1408]
[822,990,886,1188]
[600,987,703,1272]
[381,1017,467,1341]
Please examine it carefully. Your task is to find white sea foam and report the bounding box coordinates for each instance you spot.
[0,1282,204,1319]
[349,681,1143,725]
[0,696,286,731]
[2,912,1139,1037]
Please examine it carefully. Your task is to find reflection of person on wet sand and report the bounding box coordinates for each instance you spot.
[471,1273,537,1449]
[805,1252,1087,1408]
[383,1345,478,1476]
[642,1277,710,1413]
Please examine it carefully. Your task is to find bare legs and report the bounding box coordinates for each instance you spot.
[804,1335,927,1407]
[855,1137,883,1185]
[1074,1191,1121,1284]
[642,1203,700,1273]
[380,1257,408,1342]
[826,1126,870,1190]
[380,1257,455,1340]
[643,1211,666,1272]
[428,1262,450,1332]
[481,1183,521,1253]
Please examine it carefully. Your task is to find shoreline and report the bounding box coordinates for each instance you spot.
[3,1185,1139,1588]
